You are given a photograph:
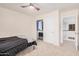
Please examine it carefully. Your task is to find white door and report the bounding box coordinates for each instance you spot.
[44,16,59,46]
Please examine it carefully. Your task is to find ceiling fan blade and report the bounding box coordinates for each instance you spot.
[21,5,29,8]
[33,5,40,11]
[29,3,40,11]
[30,3,33,6]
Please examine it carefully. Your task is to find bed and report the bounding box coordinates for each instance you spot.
[0,36,37,56]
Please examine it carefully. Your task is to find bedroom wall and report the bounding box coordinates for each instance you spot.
[0,7,35,40]
[35,10,60,46]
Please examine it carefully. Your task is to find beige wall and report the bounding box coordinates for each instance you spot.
[0,7,34,40]
[35,10,60,46]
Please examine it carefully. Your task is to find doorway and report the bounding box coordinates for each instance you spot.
[62,16,76,50]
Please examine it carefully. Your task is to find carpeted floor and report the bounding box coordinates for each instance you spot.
[16,40,79,56]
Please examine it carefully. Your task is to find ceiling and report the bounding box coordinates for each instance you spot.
[0,3,79,16]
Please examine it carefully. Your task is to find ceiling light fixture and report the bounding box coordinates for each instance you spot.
[21,3,40,11]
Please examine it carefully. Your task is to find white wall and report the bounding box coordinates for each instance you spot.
[0,7,34,40]
[31,16,37,40]
[36,10,60,46]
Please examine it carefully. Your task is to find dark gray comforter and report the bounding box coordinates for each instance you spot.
[0,38,28,52]
[0,36,28,56]
[0,36,37,56]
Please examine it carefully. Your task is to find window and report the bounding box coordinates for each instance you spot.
[37,20,43,31]
[69,24,75,31]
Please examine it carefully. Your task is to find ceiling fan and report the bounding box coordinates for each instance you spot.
[21,3,40,11]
